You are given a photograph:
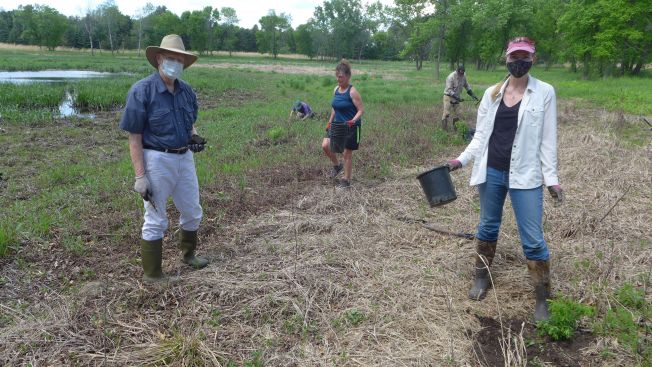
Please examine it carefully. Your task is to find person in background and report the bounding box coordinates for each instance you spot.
[442,64,479,130]
[322,59,365,188]
[446,37,564,322]
[290,100,314,120]
[120,34,209,284]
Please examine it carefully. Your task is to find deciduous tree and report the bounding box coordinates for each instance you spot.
[257,10,291,58]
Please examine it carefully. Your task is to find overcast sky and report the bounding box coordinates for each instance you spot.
[0,0,395,29]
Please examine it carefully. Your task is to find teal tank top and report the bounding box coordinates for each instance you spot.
[332,85,360,126]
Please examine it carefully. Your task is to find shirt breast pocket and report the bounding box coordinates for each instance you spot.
[148,108,174,135]
[181,105,195,131]
[525,106,544,126]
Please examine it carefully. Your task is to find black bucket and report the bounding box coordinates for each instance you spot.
[329,123,349,153]
[417,165,457,207]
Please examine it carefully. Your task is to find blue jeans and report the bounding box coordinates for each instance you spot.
[476,167,549,261]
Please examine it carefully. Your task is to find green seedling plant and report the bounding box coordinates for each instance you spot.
[208,308,222,328]
[537,296,594,341]
[332,308,366,331]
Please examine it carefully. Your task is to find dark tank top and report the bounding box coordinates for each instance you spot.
[488,99,520,171]
[332,85,360,126]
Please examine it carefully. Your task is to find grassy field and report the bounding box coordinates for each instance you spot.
[0,48,650,366]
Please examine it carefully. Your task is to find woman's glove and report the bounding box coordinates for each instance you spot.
[446,159,462,172]
[346,120,355,128]
[134,175,150,199]
[188,134,207,153]
[547,185,564,206]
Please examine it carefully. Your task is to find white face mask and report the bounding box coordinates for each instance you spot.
[161,58,183,80]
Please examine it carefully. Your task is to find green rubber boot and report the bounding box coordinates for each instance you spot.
[140,239,178,284]
[178,229,209,269]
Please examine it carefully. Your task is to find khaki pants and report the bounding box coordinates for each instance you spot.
[442,95,459,130]
[141,149,202,241]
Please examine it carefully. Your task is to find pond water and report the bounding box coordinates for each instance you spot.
[0,70,126,119]
[58,90,95,119]
[0,70,122,84]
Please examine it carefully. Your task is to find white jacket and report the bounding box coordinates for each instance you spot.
[456,75,559,189]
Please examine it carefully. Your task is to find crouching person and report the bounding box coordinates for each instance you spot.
[120,34,209,284]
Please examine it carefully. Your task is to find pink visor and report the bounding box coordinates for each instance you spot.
[506,41,535,55]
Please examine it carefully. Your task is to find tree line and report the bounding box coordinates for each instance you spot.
[0,0,649,77]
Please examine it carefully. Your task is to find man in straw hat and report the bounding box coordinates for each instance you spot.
[120,34,209,284]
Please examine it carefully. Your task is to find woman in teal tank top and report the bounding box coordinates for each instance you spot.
[321,59,365,188]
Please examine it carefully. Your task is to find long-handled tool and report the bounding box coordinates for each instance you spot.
[420,222,474,240]
[397,216,474,240]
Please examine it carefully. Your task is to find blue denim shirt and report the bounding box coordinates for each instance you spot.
[119,72,198,149]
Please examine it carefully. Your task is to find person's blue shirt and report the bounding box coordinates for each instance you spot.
[293,100,313,116]
[332,85,360,126]
[120,72,198,149]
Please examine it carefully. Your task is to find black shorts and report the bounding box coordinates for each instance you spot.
[329,124,361,152]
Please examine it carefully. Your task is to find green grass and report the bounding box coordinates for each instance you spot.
[594,283,652,363]
[0,221,18,257]
[534,284,651,363]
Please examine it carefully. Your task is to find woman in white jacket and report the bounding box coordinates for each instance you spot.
[447,37,564,322]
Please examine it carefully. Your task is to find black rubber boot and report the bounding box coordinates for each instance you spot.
[178,229,209,269]
[140,239,178,284]
[468,240,497,301]
[527,260,551,322]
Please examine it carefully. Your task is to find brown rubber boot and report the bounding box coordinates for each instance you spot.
[527,260,551,322]
[468,240,497,300]
[140,239,179,285]
[178,229,209,269]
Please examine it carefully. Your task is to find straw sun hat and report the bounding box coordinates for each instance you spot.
[145,34,198,70]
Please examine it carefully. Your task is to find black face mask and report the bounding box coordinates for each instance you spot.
[506,59,532,78]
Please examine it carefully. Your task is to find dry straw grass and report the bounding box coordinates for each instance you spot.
[1,102,650,366]
[0,42,90,52]
[194,62,408,80]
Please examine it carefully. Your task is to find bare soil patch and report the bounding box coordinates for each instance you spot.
[472,315,596,366]
[197,87,265,109]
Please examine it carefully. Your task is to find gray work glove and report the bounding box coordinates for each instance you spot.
[547,184,564,206]
[188,134,207,153]
[134,175,150,199]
